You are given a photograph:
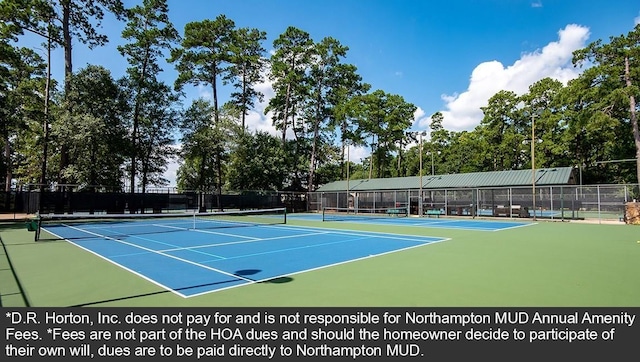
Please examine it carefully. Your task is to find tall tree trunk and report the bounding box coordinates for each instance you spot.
[40,25,52,202]
[4,136,11,192]
[241,64,247,131]
[62,0,72,95]
[197,153,207,212]
[212,70,219,124]
[308,119,319,191]
[216,154,222,211]
[59,0,72,185]
[308,82,322,191]
[130,49,150,207]
[368,135,375,179]
[625,56,640,184]
[140,156,147,214]
[210,72,223,211]
[282,82,291,144]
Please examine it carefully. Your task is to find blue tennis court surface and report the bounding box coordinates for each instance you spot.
[42,219,446,298]
[290,213,533,231]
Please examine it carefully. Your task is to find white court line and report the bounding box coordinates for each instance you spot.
[209,236,390,262]
[489,222,538,231]
[186,237,451,298]
[43,221,449,298]
[346,217,536,232]
[42,226,196,298]
[83,225,228,260]
[263,223,445,243]
[154,223,260,240]
[160,231,331,253]
[407,219,464,227]
[202,231,444,262]
[79,220,191,231]
[55,224,255,288]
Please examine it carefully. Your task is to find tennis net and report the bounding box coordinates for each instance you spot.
[322,206,408,222]
[35,207,287,241]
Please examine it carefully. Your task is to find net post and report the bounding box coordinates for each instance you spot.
[283,207,287,224]
[322,207,326,222]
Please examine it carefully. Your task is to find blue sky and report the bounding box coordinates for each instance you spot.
[20,0,640,185]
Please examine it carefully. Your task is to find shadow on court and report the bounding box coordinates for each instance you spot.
[261,276,294,284]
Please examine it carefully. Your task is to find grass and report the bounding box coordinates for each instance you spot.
[1,215,639,307]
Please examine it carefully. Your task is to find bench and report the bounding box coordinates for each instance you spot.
[386,208,406,217]
[494,205,529,218]
[425,209,442,218]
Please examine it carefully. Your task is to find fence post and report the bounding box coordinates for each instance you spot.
[560,186,564,222]
[597,185,601,224]
[550,186,554,220]
[509,187,513,219]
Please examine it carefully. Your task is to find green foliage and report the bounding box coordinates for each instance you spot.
[170,14,235,120]
[227,131,287,191]
[478,90,524,170]
[177,100,235,193]
[571,24,640,183]
[132,80,179,191]
[118,0,178,193]
[176,99,216,192]
[0,39,46,189]
[267,26,314,142]
[5,9,640,196]
[52,65,126,189]
[118,0,178,81]
[226,26,267,130]
[347,90,416,178]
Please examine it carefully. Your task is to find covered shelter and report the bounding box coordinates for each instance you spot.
[310,167,577,218]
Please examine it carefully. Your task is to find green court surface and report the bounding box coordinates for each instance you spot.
[1,215,639,307]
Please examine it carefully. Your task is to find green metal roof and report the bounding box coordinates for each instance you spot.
[315,167,575,192]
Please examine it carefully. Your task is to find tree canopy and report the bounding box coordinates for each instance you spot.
[2,2,639,197]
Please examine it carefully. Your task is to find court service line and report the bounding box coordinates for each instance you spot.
[154,224,261,240]
[186,237,452,299]
[84,225,231,260]
[204,235,413,262]
[58,223,256,283]
[159,231,331,253]
[489,222,537,231]
[265,223,443,243]
[360,218,532,231]
[42,227,199,298]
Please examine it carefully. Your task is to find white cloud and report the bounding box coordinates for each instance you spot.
[439,24,590,131]
[196,84,212,100]
[245,69,278,135]
[412,106,430,129]
[163,144,182,188]
[347,145,369,163]
[531,1,543,8]
[635,12,640,25]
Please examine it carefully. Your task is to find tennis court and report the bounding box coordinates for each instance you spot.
[299,207,534,231]
[37,209,446,297]
[2,206,640,307]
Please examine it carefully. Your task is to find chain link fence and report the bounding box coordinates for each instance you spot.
[308,184,640,223]
[1,189,307,217]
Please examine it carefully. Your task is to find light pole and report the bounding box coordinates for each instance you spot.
[410,131,427,216]
[576,162,584,198]
[431,150,435,175]
[531,112,537,220]
[368,141,376,180]
[346,141,350,202]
